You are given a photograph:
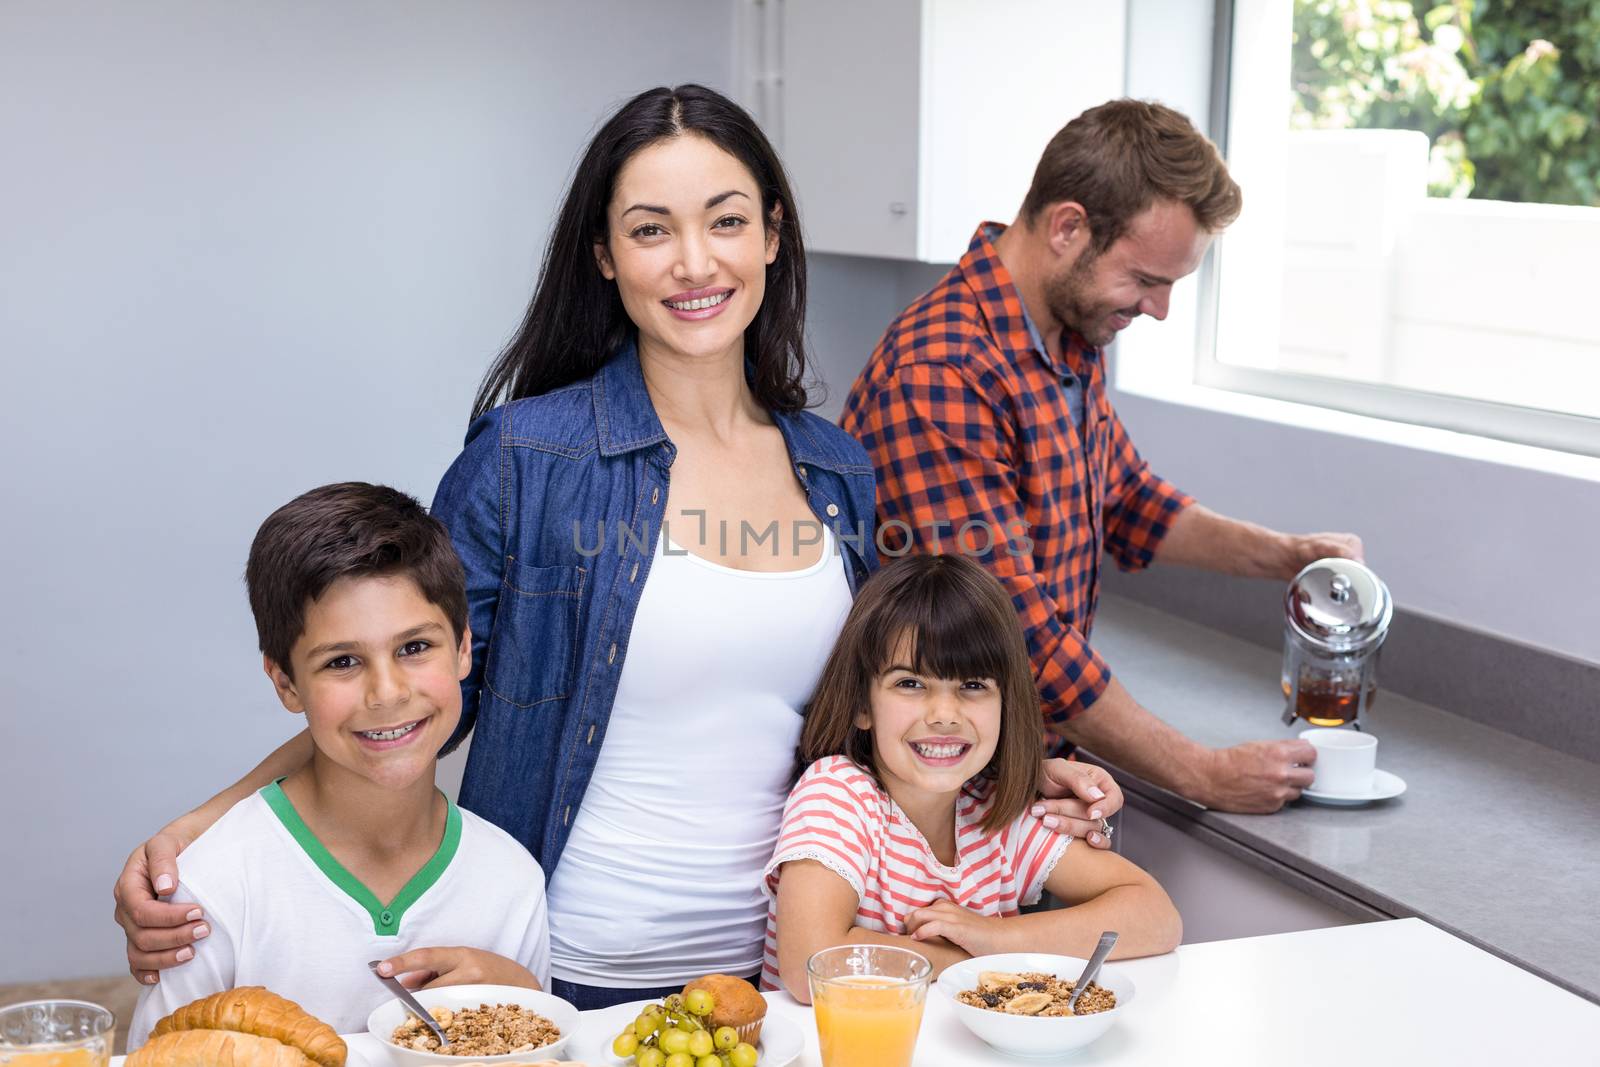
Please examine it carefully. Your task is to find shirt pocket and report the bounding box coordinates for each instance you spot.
[483,558,585,708]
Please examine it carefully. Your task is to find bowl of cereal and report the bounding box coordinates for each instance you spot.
[935,953,1135,1058]
[366,984,579,1065]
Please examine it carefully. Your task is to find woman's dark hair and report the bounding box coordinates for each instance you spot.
[471,84,811,421]
[798,554,1044,832]
[245,482,468,677]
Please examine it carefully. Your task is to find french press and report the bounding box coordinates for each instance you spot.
[1281,557,1392,729]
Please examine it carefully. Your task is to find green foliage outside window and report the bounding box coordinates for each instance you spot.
[1291,0,1600,206]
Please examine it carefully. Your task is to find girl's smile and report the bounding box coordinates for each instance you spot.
[907,736,975,766]
[856,633,1002,805]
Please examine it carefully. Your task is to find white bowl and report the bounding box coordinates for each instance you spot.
[935,952,1135,1059]
[367,984,580,1065]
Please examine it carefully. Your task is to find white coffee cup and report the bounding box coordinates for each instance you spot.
[1300,727,1378,795]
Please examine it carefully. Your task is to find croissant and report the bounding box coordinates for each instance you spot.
[150,987,346,1067]
[127,1029,319,1067]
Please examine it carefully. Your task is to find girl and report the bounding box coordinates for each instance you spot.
[764,553,1181,998]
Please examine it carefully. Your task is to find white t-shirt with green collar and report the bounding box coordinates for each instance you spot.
[128,781,550,1047]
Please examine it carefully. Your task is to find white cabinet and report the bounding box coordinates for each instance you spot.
[776,0,1127,262]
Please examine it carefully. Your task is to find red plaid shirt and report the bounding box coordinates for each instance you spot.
[842,224,1193,728]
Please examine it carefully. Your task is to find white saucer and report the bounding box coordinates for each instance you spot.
[1301,768,1406,806]
[575,998,803,1067]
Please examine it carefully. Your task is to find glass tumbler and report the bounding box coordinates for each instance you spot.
[808,945,931,1067]
[0,1001,115,1067]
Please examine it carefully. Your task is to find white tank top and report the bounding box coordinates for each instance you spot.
[545,525,853,986]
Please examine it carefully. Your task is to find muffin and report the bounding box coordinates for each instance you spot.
[682,974,766,1046]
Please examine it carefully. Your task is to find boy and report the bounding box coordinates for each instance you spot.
[129,482,550,1045]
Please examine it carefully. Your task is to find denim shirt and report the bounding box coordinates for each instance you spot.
[430,344,878,877]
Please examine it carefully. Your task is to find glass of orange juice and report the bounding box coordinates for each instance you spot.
[0,1001,115,1067]
[808,946,931,1067]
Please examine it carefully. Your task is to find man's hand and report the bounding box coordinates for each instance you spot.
[113,827,209,984]
[1198,740,1317,813]
[1275,531,1363,579]
[1034,759,1123,848]
[1159,505,1364,581]
[376,947,542,990]
[904,900,1009,958]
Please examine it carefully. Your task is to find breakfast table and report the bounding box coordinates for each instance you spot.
[108,918,1600,1067]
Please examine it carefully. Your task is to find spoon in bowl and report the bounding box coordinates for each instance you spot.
[1066,932,1119,1015]
[368,960,450,1047]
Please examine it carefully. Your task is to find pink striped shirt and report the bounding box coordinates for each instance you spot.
[760,755,1068,989]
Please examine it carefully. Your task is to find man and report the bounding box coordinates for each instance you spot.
[842,99,1360,813]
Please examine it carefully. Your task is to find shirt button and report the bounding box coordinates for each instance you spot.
[826,503,839,517]
[629,562,639,583]
[797,465,808,480]
[651,487,660,505]
[608,643,618,664]
[379,910,394,925]
[563,806,572,825]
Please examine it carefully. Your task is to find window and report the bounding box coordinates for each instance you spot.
[1199,0,1600,456]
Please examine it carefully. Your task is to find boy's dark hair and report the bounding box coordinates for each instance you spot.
[245,482,467,674]
[798,553,1043,832]
[1020,98,1243,253]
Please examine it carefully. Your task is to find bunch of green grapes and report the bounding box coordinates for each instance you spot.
[610,990,759,1067]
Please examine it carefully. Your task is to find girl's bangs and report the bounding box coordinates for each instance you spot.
[868,576,1012,683]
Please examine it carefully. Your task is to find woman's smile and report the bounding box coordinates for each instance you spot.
[663,285,735,319]
[598,132,778,366]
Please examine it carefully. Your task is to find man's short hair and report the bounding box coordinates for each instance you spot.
[245,482,467,673]
[1020,98,1243,253]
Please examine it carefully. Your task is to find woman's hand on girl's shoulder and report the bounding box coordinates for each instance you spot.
[1034,760,1124,849]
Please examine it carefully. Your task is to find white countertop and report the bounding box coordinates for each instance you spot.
[112,919,1600,1067]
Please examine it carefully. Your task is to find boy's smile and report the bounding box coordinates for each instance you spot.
[352,718,429,747]
[268,574,470,792]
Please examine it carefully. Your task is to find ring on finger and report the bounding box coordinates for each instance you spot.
[1097,816,1113,839]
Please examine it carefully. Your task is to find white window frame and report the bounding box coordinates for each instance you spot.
[1195,0,1600,459]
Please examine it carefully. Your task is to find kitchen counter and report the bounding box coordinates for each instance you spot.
[1088,594,1600,1005]
[111,920,1600,1066]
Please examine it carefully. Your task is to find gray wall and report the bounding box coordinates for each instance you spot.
[804,254,947,422]
[0,0,735,984]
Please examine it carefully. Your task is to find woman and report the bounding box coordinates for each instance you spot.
[113,85,1124,1009]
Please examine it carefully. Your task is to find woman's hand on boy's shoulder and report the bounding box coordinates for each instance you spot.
[113,827,208,983]
[375,947,542,991]
[1034,760,1123,849]
[904,900,1009,959]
